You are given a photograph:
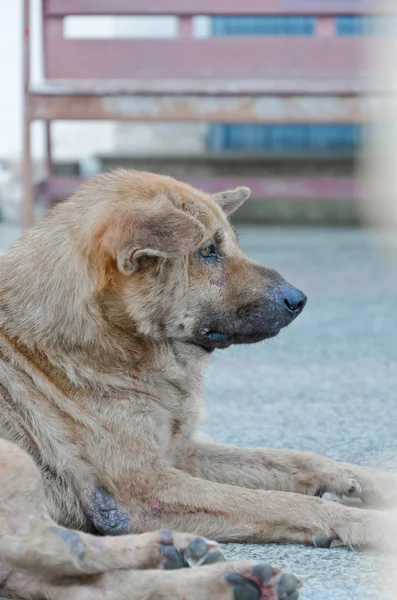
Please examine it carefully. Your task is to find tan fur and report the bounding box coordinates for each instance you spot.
[0,169,397,556]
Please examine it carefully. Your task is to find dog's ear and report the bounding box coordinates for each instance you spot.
[101,199,205,275]
[212,186,251,216]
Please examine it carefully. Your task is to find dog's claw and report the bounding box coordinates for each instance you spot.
[313,536,332,548]
[184,537,225,567]
[347,481,362,495]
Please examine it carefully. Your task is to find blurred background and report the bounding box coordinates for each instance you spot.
[1,0,392,229]
[1,2,397,599]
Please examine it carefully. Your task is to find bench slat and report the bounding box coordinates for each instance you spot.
[30,79,374,95]
[28,93,386,123]
[40,174,356,201]
[44,0,393,16]
[44,37,363,83]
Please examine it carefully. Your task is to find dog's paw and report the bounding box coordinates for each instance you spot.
[159,531,225,569]
[295,457,397,508]
[306,465,363,501]
[339,465,397,508]
[309,504,397,551]
[328,466,397,508]
[226,564,301,600]
[131,530,225,570]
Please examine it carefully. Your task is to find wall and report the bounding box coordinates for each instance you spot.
[0,3,210,163]
[0,2,116,162]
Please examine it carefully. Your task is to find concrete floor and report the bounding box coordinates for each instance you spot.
[1,224,397,599]
[0,223,20,251]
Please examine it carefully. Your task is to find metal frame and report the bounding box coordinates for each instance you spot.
[45,0,392,16]
[22,0,385,228]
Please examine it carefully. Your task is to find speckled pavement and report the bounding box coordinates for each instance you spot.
[201,227,397,600]
[1,224,397,599]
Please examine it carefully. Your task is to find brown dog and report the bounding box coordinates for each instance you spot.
[0,170,396,561]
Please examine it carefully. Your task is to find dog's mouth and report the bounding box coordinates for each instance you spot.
[195,328,280,350]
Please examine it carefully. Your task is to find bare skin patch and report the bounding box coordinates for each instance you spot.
[210,266,227,288]
[86,487,131,536]
[48,527,86,558]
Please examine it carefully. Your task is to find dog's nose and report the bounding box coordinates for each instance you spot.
[283,286,307,316]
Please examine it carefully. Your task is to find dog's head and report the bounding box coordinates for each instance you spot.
[78,170,306,351]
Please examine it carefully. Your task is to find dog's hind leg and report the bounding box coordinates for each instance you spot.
[58,561,301,600]
[0,557,301,600]
[0,439,225,577]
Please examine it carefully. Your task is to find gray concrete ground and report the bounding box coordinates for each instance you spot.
[1,223,397,599]
[0,223,20,250]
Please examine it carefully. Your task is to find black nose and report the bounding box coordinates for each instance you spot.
[283,287,307,315]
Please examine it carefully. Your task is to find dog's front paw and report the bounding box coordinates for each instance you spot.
[341,465,397,508]
[308,461,397,508]
[130,530,225,570]
[160,532,225,569]
[293,454,397,508]
[331,507,397,551]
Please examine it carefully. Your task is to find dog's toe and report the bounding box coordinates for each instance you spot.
[157,533,225,569]
[226,564,301,600]
[251,564,274,583]
[226,573,261,600]
[277,574,300,600]
[160,544,186,570]
[200,548,227,565]
[185,537,225,567]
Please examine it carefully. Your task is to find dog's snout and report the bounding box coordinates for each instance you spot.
[282,286,307,316]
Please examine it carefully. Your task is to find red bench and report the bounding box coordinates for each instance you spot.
[23,0,387,228]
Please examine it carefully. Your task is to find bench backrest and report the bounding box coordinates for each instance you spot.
[40,1,389,89]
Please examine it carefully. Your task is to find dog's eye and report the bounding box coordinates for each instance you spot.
[197,244,218,263]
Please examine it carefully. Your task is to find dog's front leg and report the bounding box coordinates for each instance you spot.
[181,438,397,506]
[117,468,391,548]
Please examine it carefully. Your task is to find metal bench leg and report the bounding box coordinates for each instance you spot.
[44,120,53,210]
[22,116,33,230]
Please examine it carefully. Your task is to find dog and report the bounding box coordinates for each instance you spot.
[0,170,396,594]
